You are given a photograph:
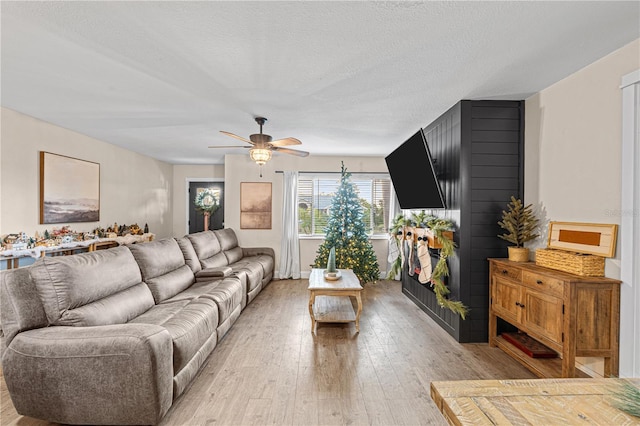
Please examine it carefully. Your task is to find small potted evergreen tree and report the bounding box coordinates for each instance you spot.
[323,247,341,280]
[498,196,539,262]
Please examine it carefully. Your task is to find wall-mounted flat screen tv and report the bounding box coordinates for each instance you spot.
[385,129,446,209]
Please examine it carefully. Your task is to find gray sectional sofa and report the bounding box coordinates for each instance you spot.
[0,228,274,425]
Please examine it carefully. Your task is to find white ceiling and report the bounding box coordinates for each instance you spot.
[2,1,638,165]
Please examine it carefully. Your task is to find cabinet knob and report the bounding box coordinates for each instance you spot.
[502,269,509,275]
[515,302,520,307]
[536,279,543,284]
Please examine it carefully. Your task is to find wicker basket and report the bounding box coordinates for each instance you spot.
[535,248,605,277]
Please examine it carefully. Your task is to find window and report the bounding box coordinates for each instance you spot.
[297,173,392,237]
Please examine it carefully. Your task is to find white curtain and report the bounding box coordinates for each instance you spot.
[387,185,402,280]
[279,171,301,279]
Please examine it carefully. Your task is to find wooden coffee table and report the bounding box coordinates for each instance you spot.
[430,377,640,425]
[308,268,363,333]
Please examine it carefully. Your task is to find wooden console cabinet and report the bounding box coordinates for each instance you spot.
[489,259,621,378]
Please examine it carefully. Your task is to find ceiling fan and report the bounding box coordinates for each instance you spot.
[210,117,309,175]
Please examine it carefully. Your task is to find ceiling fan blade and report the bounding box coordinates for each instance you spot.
[269,137,302,147]
[274,147,309,157]
[220,131,254,145]
[208,145,250,149]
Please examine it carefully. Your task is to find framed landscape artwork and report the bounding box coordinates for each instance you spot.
[40,152,100,224]
[240,182,272,229]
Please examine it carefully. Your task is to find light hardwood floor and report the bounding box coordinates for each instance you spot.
[1,279,535,425]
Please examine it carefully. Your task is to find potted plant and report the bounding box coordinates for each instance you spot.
[498,196,539,262]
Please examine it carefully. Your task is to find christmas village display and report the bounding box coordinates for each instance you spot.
[1,222,152,256]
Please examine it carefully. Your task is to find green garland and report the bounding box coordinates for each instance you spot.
[388,212,468,319]
[194,188,220,214]
[427,219,468,320]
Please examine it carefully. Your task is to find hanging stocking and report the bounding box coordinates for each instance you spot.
[416,228,433,284]
[405,226,415,276]
[395,226,406,271]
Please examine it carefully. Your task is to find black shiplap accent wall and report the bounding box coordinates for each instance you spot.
[402,100,524,343]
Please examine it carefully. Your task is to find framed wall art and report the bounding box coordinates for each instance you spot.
[240,182,272,229]
[40,152,100,224]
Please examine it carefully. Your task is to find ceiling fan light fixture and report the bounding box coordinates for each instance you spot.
[249,148,272,166]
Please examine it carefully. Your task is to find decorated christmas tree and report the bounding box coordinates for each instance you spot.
[313,163,380,283]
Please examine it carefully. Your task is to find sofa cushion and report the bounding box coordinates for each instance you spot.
[162,279,225,303]
[145,266,197,304]
[187,231,222,261]
[129,239,195,303]
[130,297,219,374]
[130,239,185,280]
[199,253,228,269]
[175,237,201,273]
[214,228,238,251]
[229,261,264,292]
[0,268,48,350]
[199,277,243,324]
[130,299,190,325]
[245,255,274,277]
[58,283,156,326]
[163,298,218,374]
[30,246,154,326]
[224,246,244,264]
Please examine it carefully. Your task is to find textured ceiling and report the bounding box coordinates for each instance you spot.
[2,1,639,164]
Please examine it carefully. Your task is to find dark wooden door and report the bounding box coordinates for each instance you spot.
[189,181,224,233]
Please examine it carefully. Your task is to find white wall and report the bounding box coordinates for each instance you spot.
[172,164,225,237]
[525,38,640,375]
[525,39,640,276]
[223,154,389,277]
[0,108,174,238]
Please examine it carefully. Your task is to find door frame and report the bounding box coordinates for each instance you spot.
[185,178,224,235]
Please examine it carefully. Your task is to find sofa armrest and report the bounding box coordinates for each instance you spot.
[242,247,275,258]
[2,323,173,425]
[195,266,233,282]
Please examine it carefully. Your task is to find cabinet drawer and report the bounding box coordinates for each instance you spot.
[522,271,564,297]
[493,264,522,281]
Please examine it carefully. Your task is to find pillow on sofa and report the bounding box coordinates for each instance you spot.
[129,239,196,303]
[30,246,154,326]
